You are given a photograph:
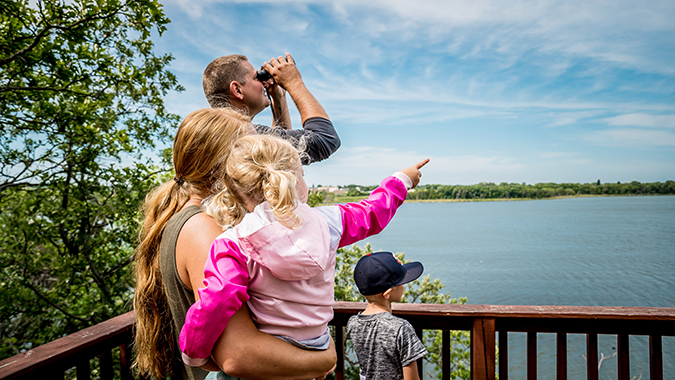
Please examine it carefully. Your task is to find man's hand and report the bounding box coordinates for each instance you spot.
[263,52,329,123]
[262,54,296,129]
[400,158,430,189]
[262,53,303,91]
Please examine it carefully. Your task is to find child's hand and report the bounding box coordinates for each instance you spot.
[400,158,430,189]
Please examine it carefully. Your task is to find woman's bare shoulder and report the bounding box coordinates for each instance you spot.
[181,211,222,242]
[176,210,223,290]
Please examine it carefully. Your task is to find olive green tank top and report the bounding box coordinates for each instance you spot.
[159,205,209,380]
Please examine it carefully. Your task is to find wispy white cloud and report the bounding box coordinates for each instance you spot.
[604,114,675,129]
[583,128,675,147]
[303,146,526,186]
[539,151,579,159]
[155,0,675,184]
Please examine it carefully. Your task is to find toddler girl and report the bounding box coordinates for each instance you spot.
[179,134,428,366]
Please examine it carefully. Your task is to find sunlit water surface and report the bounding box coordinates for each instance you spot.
[360,196,675,379]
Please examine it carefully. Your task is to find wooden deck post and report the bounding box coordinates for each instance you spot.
[650,335,663,380]
[471,318,495,380]
[586,333,598,380]
[617,333,629,380]
[527,332,537,380]
[335,326,345,380]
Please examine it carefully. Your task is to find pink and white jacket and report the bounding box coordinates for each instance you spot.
[179,173,413,365]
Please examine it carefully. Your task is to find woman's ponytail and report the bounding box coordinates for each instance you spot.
[133,108,250,379]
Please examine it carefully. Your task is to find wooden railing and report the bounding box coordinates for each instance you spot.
[0,311,136,380]
[333,302,675,380]
[1,302,674,380]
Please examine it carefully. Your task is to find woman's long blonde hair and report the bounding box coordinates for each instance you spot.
[133,108,251,379]
[205,134,304,229]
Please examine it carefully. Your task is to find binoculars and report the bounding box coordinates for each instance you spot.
[256,68,272,82]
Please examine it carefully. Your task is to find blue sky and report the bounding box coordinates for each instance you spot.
[154,0,675,187]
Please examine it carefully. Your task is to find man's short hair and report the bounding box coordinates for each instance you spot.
[203,54,249,108]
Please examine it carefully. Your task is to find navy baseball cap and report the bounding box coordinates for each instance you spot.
[353,251,424,296]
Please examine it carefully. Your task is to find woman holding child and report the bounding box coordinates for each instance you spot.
[133,106,428,380]
[133,108,336,380]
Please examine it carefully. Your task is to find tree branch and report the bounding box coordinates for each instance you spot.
[20,230,90,324]
[0,1,129,67]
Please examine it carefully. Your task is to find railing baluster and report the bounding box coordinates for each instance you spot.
[618,333,629,380]
[335,326,345,380]
[442,330,451,380]
[76,358,91,380]
[119,342,133,380]
[415,328,424,379]
[586,333,598,380]
[471,318,496,380]
[47,371,65,380]
[498,330,508,380]
[556,332,566,380]
[527,332,536,380]
[99,349,113,380]
[649,335,663,380]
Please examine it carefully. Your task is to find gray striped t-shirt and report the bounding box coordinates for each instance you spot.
[346,311,427,380]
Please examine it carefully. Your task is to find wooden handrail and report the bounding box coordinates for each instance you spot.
[1,303,674,380]
[0,312,135,380]
[331,302,675,380]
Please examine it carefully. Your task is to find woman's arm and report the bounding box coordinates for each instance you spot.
[178,210,336,379]
[213,305,336,380]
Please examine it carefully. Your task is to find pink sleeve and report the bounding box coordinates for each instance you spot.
[338,176,407,248]
[179,238,250,362]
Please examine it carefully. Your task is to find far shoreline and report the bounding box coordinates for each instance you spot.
[326,193,674,205]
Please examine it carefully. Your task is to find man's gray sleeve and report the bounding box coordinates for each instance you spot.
[254,117,340,164]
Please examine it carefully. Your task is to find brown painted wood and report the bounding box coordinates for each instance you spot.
[442,330,451,380]
[98,350,113,380]
[76,358,90,380]
[334,303,675,335]
[498,330,508,380]
[335,326,345,380]
[471,318,495,380]
[586,333,598,380]
[650,335,663,380]
[119,343,133,380]
[527,332,536,380]
[3,303,675,380]
[617,333,629,380]
[0,311,134,380]
[556,332,566,380]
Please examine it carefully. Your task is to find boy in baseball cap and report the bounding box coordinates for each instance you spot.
[346,251,427,380]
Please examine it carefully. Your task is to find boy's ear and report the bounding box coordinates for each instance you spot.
[382,288,393,300]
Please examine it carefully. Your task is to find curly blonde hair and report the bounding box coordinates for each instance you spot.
[205,134,304,229]
[133,108,251,379]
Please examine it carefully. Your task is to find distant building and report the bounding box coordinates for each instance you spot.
[310,186,347,195]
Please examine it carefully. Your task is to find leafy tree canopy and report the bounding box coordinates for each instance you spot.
[0,0,181,359]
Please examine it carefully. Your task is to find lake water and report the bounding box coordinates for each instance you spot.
[359,195,675,379]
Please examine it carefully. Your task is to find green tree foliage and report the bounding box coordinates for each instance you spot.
[0,0,181,359]
[307,190,325,207]
[333,244,470,379]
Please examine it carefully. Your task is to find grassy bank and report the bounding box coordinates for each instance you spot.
[323,193,673,205]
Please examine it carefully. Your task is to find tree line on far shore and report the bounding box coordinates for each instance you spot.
[317,180,675,202]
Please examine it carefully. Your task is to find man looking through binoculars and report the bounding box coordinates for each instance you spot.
[202,53,340,164]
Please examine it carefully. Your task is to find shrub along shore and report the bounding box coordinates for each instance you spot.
[312,180,675,204]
